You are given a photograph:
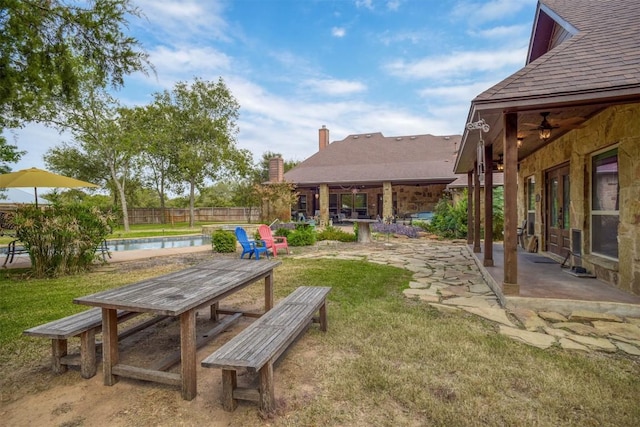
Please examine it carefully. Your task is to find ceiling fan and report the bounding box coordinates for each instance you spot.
[522,112,585,140]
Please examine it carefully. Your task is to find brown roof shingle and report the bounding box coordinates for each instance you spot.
[474,0,640,105]
[284,133,460,186]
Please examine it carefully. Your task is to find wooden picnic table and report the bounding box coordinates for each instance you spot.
[74,258,281,401]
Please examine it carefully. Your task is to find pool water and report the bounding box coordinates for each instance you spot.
[107,235,211,252]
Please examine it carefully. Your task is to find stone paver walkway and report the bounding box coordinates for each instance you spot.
[293,239,640,355]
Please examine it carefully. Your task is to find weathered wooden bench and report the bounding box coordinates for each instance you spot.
[201,286,331,412]
[23,308,165,378]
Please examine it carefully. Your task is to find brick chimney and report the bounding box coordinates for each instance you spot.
[319,125,329,151]
[268,156,284,182]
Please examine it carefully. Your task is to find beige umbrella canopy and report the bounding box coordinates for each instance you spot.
[0,167,99,207]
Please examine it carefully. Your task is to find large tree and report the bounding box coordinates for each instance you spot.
[157,78,252,227]
[0,138,24,174]
[1,0,151,126]
[44,82,140,231]
[129,100,180,222]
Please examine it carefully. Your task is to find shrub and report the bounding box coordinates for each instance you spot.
[211,230,236,253]
[287,224,317,246]
[317,226,357,242]
[430,196,468,239]
[274,227,292,238]
[14,204,115,278]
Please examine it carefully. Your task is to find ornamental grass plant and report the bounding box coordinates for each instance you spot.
[13,205,115,278]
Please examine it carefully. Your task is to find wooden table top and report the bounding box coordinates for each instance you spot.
[74,258,281,316]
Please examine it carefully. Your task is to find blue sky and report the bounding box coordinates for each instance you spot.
[6,0,538,175]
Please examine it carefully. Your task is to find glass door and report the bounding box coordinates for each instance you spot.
[545,164,571,257]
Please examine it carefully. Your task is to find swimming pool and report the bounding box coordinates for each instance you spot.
[107,235,211,252]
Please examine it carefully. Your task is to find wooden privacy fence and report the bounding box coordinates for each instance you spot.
[126,207,260,225]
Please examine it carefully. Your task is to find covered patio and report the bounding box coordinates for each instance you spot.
[455,0,640,301]
[475,243,640,317]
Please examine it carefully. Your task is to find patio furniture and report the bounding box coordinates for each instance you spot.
[517,220,527,249]
[234,227,270,260]
[74,258,281,401]
[343,218,378,243]
[258,224,289,257]
[22,309,168,378]
[201,286,331,412]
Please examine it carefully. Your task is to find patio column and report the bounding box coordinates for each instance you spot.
[467,171,473,245]
[473,160,481,253]
[319,184,329,226]
[382,181,393,220]
[484,143,494,266]
[503,112,519,295]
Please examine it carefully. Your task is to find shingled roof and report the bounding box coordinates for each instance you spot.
[474,0,640,107]
[284,133,460,187]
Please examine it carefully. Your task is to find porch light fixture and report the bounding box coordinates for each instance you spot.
[538,112,554,140]
[496,154,504,172]
[517,137,523,148]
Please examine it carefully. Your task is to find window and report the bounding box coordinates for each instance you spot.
[527,176,535,235]
[298,195,307,213]
[591,148,619,259]
[339,192,368,218]
[329,194,338,214]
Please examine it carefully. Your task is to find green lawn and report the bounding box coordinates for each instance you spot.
[1,257,639,426]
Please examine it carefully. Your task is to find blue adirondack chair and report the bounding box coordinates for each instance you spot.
[234,227,270,260]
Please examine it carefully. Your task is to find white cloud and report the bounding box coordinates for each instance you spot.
[418,80,500,103]
[355,0,374,10]
[378,30,429,46]
[471,24,529,39]
[134,0,231,43]
[384,48,526,80]
[149,45,232,81]
[452,0,537,24]
[302,79,367,96]
[386,0,401,11]
[332,27,346,37]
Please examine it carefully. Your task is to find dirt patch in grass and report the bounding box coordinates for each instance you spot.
[1,252,329,427]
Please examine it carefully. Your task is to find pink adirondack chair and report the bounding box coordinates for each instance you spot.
[258,224,290,257]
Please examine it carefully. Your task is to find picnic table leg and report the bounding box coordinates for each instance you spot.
[264,272,274,311]
[51,339,68,374]
[319,301,328,332]
[259,361,275,413]
[210,301,219,322]
[221,369,238,411]
[102,308,119,386]
[79,328,97,378]
[180,309,197,401]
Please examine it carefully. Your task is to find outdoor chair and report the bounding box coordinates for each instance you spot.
[258,224,289,257]
[234,227,269,260]
[517,220,527,249]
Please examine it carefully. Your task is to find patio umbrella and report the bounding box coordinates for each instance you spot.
[0,167,99,207]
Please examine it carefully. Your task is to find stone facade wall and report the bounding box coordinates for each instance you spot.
[518,104,640,295]
[394,184,446,216]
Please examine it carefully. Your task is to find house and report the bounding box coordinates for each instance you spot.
[454,0,640,296]
[278,126,462,225]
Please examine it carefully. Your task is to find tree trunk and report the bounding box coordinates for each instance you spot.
[110,165,130,232]
[189,179,196,228]
[159,180,167,224]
